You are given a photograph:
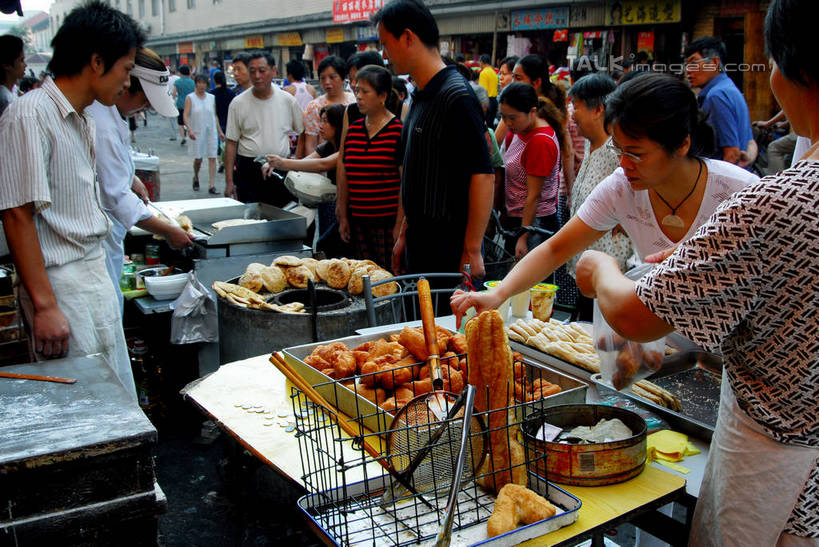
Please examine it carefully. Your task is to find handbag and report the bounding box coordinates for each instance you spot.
[283,171,337,207]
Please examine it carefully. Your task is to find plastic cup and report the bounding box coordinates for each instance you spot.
[510,290,530,318]
[530,283,558,321]
[483,280,510,322]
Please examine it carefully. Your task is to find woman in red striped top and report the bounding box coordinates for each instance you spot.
[337,65,404,270]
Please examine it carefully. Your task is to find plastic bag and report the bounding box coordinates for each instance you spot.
[170,272,218,344]
[594,264,665,390]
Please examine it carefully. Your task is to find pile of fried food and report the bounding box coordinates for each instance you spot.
[237,256,397,296]
[630,379,682,411]
[512,352,562,403]
[302,325,468,413]
[506,318,600,372]
[487,484,557,538]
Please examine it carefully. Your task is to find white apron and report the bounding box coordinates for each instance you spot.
[690,370,818,547]
[19,246,137,404]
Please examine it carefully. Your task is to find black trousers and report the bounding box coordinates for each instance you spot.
[234,155,294,207]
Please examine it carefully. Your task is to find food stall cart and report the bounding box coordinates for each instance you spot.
[182,307,709,546]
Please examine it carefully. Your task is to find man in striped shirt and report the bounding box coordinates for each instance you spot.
[374,0,494,279]
[0,2,144,399]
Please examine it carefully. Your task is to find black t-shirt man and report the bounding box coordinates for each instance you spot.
[400,65,493,274]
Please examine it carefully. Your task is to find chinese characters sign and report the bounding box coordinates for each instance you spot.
[608,0,681,25]
[511,7,569,30]
[244,35,263,48]
[333,0,384,24]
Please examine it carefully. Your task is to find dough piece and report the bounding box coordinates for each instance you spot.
[176,215,193,232]
[272,255,302,267]
[300,257,320,279]
[285,265,315,289]
[487,484,557,538]
[466,310,527,493]
[238,270,264,292]
[260,266,288,293]
[368,268,398,297]
[347,264,378,295]
[325,259,352,289]
[316,259,333,282]
[211,218,265,230]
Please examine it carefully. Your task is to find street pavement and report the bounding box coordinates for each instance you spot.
[133,111,229,201]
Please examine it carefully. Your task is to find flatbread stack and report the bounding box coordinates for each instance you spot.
[506,318,600,373]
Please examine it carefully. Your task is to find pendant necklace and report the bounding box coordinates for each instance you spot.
[655,159,703,229]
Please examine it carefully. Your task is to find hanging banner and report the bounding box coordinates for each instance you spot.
[177,41,194,54]
[333,0,384,24]
[553,29,569,42]
[608,1,681,25]
[511,7,569,30]
[277,32,303,47]
[244,35,264,48]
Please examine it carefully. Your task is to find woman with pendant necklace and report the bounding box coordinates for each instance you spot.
[451,72,758,326]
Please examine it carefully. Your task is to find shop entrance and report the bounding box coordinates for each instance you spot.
[714,17,745,91]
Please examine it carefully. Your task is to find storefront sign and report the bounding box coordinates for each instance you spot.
[570,4,605,27]
[511,7,569,30]
[333,0,384,24]
[719,0,756,16]
[244,35,263,48]
[177,41,194,54]
[277,32,303,47]
[637,31,655,53]
[553,29,568,42]
[326,28,345,43]
[608,1,681,25]
[356,25,378,42]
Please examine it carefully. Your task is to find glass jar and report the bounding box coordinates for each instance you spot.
[145,243,160,265]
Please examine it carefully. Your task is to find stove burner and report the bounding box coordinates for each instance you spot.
[271,287,350,313]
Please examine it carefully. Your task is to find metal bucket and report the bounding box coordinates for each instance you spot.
[521,404,647,486]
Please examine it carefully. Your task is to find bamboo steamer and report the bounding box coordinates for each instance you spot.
[521,404,647,486]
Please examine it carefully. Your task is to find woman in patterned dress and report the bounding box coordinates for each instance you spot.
[575,1,819,543]
[301,55,355,157]
[451,72,758,325]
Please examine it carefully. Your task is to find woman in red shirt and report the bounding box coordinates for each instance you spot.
[336,65,404,269]
[500,82,561,259]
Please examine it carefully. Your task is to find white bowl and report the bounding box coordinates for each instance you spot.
[142,268,188,301]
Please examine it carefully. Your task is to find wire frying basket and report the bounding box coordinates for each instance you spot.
[286,350,568,546]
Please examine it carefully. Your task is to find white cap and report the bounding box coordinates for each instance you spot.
[130,64,178,117]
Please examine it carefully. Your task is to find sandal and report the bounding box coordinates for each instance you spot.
[193,178,199,191]
[208,187,218,194]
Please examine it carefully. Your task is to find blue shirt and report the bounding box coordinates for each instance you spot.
[174,77,195,110]
[698,73,753,157]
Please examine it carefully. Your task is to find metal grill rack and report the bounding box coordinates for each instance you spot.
[284,351,582,546]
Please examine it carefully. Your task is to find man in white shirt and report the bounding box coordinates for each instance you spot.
[88,47,195,310]
[0,1,144,399]
[224,51,303,206]
[0,34,25,116]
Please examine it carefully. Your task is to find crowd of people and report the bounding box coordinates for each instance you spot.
[0,0,816,543]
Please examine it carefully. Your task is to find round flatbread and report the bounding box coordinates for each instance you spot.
[326,259,351,289]
[369,269,398,297]
[238,271,264,292]
[316,259,332,282]
[347,264,379,295]
[260,266,287,293]
[300,257,319,280]
[272,255,302,268]
[245,262,267,274]
[285,265,315,289]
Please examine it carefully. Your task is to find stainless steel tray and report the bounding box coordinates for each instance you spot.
[182,202,306,245]
[282,330,589,436]
[297,473,581,546]
[590,366,721,441]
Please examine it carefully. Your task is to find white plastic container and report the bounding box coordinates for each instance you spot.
[142,267,187,301]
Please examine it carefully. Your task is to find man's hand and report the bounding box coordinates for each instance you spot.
[131,177,149,203]
[514,236,528,260]
[33,305,70,358]
[575,250,618,298]
[188,130,197,140]
[165,226,195,250]
[461,247,484,279]
[224,181,236,199]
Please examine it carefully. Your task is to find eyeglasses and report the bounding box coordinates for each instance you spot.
[606,139,648,163]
